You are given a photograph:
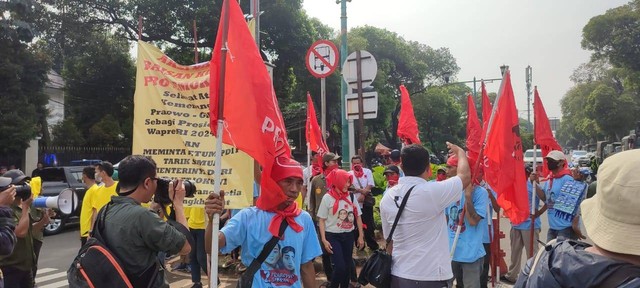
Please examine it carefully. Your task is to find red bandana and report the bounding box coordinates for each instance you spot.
[386,174,399,187]
[351,164,365,178]
[326,169,359,218]
[268,202,303,238]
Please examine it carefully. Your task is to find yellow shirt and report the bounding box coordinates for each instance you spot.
[188,207,206,230]
[91,181,118,213]
[80,184,99,237]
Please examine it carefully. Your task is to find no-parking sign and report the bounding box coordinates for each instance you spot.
[305,40,339,78]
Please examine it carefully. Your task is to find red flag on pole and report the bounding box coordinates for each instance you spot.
[397,84,421,145]
[209,0,291,211]
[481,82,493,129]
[466,93,482,163]
[484,71,529,224]
[533,87,562,176]
[306,92,329,155]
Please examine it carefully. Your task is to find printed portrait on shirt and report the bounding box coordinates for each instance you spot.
[260,243,299,286]
[336,208,354,230]
[447,202,466,233]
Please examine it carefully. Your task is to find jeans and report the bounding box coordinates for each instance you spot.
[189,229,207,283]
[326,232,354,288]
[391,275,452,288]
[451,257,484,288]
[547,227,577,242]
[480,243,490,288]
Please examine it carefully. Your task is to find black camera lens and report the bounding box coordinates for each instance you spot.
[15,184,31,200]
[154,178,196,206]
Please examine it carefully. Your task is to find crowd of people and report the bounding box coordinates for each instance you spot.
[1,144,639,288]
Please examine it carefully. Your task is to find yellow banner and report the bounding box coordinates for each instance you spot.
[132,41,253,209]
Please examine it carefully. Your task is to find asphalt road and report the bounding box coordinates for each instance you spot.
[35,212,588,288]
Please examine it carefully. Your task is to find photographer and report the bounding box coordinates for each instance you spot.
[101,155,190,288]
[0,177,17,288]
[0,176,37,288]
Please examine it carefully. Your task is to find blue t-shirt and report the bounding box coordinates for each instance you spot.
[221,207,322,288]
[482,187,497,244]
[544,175,582,230]
[446,186,488,263]
[512,181,542,230]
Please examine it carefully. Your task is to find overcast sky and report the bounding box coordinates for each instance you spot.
[302,0,630,119]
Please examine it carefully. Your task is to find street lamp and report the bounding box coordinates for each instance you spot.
[500,65,509,76]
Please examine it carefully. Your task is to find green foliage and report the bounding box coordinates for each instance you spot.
[412,86,464,152]
[88,115,123,146]
[62,33,135,146]
[0,0,50,155]
[51,118,85,146]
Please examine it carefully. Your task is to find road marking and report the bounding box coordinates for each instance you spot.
[36,271,67,282]
[37,267,58,275]
[39,280,70,288]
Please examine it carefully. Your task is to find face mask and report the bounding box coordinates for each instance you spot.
[546,160,559,171]
[436,173,447,182]
[386,174,399,187]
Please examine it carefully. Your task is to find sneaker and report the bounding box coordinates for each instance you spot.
[222,258,236,269]
[237,263,247,273]
[500,275,516,284]
[172,262,190,272]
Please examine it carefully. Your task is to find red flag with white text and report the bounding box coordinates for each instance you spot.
[534,87,563,176]
[306,92,329,155]
[466,94,483,178]
[397,85,421,145]
[209,0,291,211]
[483,71,529,224]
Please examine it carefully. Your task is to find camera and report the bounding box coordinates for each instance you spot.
[0,184,31,201]
[154,178,196,206]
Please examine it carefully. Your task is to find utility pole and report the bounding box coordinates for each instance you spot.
[526,66,532,131]
[339,0,350,166]
[250,0,260,47]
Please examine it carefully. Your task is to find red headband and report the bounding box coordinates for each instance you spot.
[270,157,303,182]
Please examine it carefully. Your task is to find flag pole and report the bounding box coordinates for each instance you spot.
[530,86,538,258]
[451,69,509,257]
[210,0,231,286]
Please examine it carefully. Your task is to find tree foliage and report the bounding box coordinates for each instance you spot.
[51,118,85,146]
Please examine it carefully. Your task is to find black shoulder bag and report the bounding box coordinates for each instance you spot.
[236,220,289,288]
[358,185,415,288]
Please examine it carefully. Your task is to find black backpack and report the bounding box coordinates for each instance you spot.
[67,203,161,288]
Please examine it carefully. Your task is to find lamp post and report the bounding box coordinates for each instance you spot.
[338,0,351,166]
[526,66,533,132]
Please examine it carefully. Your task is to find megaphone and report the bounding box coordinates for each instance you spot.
[34,188,78,215]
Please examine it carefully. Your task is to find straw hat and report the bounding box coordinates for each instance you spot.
[581,149,640,255]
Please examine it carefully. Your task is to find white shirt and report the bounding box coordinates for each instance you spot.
[348,168,375,208]
[380,176,463,281]
[317,193,362,233]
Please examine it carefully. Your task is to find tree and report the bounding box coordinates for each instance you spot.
[582,0,640,71]
[63,33,135,146]
[88,114,123,146]
[0,0,51,155]
[412,86,464,153]
[51,118,85,146]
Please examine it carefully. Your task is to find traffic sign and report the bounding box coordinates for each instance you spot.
[342,50,377,90]
[345,92,378,120]
[305,40,339,78]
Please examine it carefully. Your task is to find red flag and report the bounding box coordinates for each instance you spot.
[210,0,291,211]
[397,85,421,145]
[466,94,482,162]
[306,92,329,155]
[484,71,529,224]
[533,87,562,176]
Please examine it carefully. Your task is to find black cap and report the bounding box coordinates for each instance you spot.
[3,169,30,184]
[390,149,401,161]
[383,165,400,175]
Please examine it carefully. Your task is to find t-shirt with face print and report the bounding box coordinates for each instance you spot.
[316,193,362,233]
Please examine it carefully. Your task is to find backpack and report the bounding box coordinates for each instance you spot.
[67,203,161,288]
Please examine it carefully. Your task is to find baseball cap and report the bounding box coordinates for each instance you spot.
[545,150,566,161]
[581,150,640,256]
[390,149,401,161]
[270,157,303,182]
[383,165,400,175]
[0,177,11,188]
[446,156,458,167]
[322,152,341,163]
[3,169,30,184]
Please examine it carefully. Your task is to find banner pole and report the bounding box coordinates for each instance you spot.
[530,86,538,258]
[193,20,199,64]
[210,0,231,287]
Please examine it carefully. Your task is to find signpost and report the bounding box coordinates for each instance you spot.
[306,40,339,139]
[342,50,377,158]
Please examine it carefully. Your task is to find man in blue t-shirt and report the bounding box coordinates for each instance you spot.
[446,156,488,288]
[531,150,587,242]
[205,157,322,288]
[501,165,546,284]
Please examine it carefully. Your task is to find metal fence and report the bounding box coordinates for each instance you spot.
[38,146,131,167]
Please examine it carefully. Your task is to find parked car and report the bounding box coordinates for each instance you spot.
[523,149,543,166]
[578,153,595,167]
[571,150,588,165]
[69,159,102,166]
[38,166,88,235]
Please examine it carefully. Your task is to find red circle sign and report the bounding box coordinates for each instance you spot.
[305,40,339,78]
